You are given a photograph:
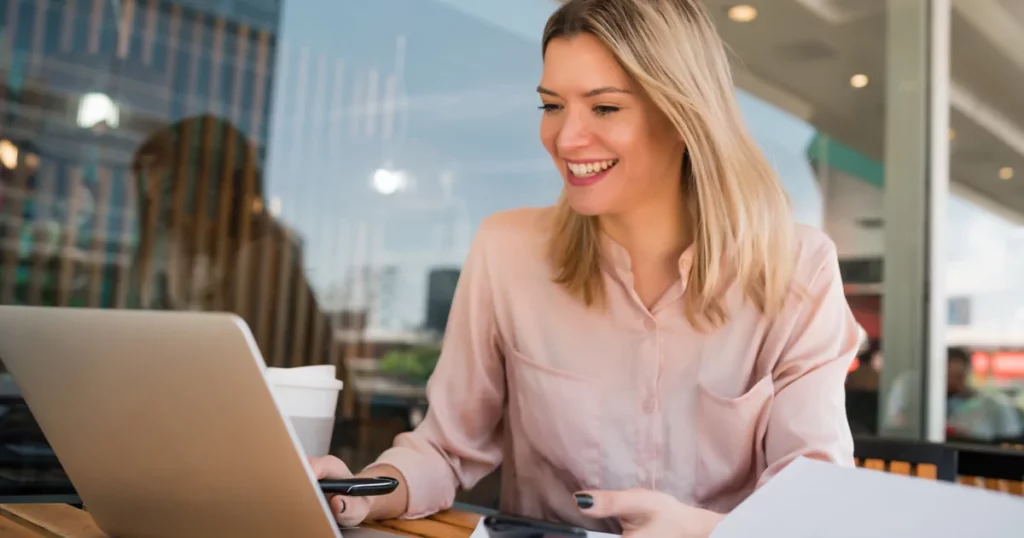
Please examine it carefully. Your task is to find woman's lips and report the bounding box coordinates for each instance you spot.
[565,159,618,187]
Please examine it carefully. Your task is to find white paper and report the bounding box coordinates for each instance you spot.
[712,456,1024,538]
[468,517,620,537]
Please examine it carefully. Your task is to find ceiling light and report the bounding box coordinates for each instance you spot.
[0,139,17,169]
[372,168,407,195]
[77,92,119,129]
[850,74,869,88]
[999,167,1013,180]
[727,5,757,22]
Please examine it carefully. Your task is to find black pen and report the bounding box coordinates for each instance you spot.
[318,476,399,496]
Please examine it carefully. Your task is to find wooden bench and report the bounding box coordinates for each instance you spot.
[854,437,1024,496]
[854,436,958,481]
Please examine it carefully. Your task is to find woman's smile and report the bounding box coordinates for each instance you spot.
[565,158,619,186]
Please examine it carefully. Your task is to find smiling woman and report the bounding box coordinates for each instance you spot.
[538,3,796,320]
[307,1,860,536]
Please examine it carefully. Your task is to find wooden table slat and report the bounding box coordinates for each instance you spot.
[430,510,482,530]
[364,522,418,537]
[374,516,474,538]
[0,504,106,538]
[0,504,482,538]
[0,515,44,538]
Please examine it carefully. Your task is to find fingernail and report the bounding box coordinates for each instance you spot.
[575,493,593,509]
[339,499,347,514]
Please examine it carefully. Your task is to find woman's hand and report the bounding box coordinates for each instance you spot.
[309,456,371,527]
[575,488,724,538]
[308,456,409,527]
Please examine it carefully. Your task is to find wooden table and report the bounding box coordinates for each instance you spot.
[0,503,481,537]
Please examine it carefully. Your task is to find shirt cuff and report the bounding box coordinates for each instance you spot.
[367,444,455,519]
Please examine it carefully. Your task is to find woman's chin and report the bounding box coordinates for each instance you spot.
[564,189,614,217]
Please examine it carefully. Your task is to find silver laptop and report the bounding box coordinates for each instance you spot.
[0,306,399,538]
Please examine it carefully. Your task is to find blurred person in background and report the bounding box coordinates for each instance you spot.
[129,115,331,369]
[845,338,882,435]
[885,347,1023,443]
[944,348,1023,443]
[846,337,882,392]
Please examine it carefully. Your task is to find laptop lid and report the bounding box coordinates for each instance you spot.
[0,306,348,538]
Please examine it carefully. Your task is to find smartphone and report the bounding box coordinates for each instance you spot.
[483,513,588,537]
[318,476,399,496]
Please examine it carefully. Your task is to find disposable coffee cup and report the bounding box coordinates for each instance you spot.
[265,365,344,457]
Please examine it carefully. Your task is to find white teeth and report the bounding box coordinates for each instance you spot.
[567,159,618,178]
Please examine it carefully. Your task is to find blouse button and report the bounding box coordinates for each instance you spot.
[642,398,657,414]
[643,317,657,331]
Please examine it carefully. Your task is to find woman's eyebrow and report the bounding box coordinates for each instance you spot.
[536,85,632,97]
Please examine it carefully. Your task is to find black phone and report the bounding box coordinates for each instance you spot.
[318,476,399,496]
[483,513,588,537]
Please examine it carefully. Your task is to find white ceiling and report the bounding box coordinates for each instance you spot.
[704,0,1024,220]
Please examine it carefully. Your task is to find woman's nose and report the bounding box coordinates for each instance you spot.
[556,111,592,152]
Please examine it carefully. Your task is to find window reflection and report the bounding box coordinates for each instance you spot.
[2,0,1023,505]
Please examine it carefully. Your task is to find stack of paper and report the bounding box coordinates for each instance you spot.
[712,457,1024,537]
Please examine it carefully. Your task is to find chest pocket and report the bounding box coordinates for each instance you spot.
[504,346,602,487]
[694,373,774,507]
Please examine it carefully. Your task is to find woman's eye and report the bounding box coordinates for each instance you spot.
[593,105,620,116]
[539,103,562,114]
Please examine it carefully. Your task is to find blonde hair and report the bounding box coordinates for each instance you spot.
[544,0,795,330]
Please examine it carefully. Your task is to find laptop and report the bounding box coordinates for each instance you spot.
[0,306,399,538]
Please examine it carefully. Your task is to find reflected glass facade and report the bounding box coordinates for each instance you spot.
[1,0,1021,504]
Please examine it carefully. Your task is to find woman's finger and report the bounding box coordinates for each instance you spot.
[575,488,668,520]
[309,455,353,480]
[333,496,371,527]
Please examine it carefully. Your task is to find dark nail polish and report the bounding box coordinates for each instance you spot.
[575,493,593,509]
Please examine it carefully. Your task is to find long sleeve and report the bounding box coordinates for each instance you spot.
[368,222,507,518]
[757,238,859,487]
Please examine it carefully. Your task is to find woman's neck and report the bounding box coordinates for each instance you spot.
[599,194,690,266]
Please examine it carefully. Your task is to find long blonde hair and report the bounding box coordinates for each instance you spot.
[544,0,795,330]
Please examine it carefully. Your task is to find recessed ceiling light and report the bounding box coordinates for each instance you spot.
[728,5,758,22]
[999,167,1014,180]
[0,139,17,169]
[372,168,408,195]
[850,74,869,88]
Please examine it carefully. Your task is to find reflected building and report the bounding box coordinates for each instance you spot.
[425,267,459,336]
[0,0,281,308]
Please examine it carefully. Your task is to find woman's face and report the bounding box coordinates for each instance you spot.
[538,34,685,216]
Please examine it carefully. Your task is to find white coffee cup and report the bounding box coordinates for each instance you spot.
[266,365,344,457]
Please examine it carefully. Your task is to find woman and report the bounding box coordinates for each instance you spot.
[130,115,332,369]
[313,0,859,535]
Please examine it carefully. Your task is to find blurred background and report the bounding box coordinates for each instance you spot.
[0,0,1021,506]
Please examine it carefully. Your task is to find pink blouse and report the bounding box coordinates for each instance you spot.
[370,207,859,532]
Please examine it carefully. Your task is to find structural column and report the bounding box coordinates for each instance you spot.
[880,0,951,442]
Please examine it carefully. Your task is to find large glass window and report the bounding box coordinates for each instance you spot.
[6,0,1015,506]
[942,1,1024,446]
